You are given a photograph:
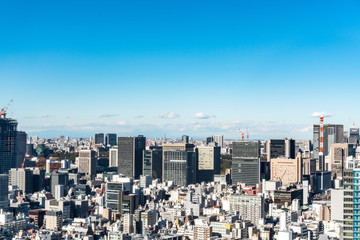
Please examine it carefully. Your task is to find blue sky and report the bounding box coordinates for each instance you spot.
[1,1,360,139]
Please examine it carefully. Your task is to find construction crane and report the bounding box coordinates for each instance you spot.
[0,99,13,119]
[279,169,287,183]
[246,128,249,142]
[238,129,244,141]
[21,152,27,168]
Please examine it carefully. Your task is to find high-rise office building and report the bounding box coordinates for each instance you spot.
[182,135,189,144]
[230,194,264,225]
[343,168,360,239]
[331,143,349,179]
[16,131,26,168]
[106,133,117,147]
[9,168,33,194]
[123,213,134,234]
[105,181,138,215]
[58,135,65,150]
[162,143,197,186]
[214,135,224,148]
[118,135,146,179]
[31,167,45,192]
[0,118,17,174]
[232,141,261,186]
[270,154,303,186]
[9,167,45,194]
[313,124,344,158]
[206,136,214,145]
[266,139,295,162]
[78,150,96,177]
[302,158,316,190]
[331,188,344,222]
[143,146,162,181]
[0,174,8,210]
[51,170,69,197]
[196,146,221,183]
[296,140,312,158]
[349,128,360,145]
[109,147,118,167]
[95,133,104,145]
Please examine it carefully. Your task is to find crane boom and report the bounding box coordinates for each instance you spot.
[0,99,13,119]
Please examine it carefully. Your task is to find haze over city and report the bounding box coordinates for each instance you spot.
[1,1,360,139]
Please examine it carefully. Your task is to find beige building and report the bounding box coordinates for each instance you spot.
[45,210,62,230]
[319,205,331,221]
[270,154,302,185]
[78,150,96,177]
[331,143,349,179]
[123,213,134,234]
[194,225,212,240]
[198,146,216,170]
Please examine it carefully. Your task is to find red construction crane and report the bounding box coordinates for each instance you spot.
[21,152,27,168]
[0,99,13,119]
[238,129,244,141]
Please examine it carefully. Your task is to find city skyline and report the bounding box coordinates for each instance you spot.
[1,1,360,138]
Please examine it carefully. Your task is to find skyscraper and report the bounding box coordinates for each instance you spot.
[331,143,349,179]
[214,135,224,148]
[206,136,214,145]
[162,143,197,186]
[105,133,117,147]
[343,168,360,239]
[0,174,9,211]
[95,133,104,145]
[51,170,69,197]
[0,118,17,174]
[16,131,26,168]
[313,124,344,158]
[182,135,189,144]
[109,147,118,167]
[349,128,359,145]
[117,135,146,179]
[78,150,97,178]
[266,139,295,162]
[105,181,138,215]
[232,141,261,186]
[143,146,162,181]
[196,146,221,183]
[58,135,65,150]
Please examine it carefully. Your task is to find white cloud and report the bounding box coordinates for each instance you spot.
[39,114,50,118]
[100,114,118,118]
[116,121,127,126]
[158,113,179,119]
[311,112,334,117]
[194,112,214,119]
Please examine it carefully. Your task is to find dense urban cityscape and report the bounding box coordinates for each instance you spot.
[0,106,357,239]
[2,1,359,239]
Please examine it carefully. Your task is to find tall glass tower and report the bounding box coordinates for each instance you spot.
[0,118,17,174]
